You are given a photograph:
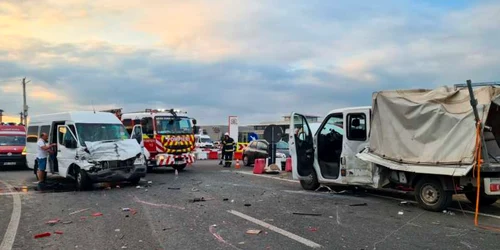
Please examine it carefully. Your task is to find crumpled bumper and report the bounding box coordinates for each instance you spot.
[87,164,146,183]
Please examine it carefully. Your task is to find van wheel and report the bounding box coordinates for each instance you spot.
[129,177,141,185]
[465,188,498,206]
[75,169,92,191]
[34,164,39,180]
[243,155,250,166]
[415,177,452,212]
[173,164,187,171]
[145,157,154,173]
[300,169,320,190]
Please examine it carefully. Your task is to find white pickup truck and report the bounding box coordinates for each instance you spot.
[290,85,500,211]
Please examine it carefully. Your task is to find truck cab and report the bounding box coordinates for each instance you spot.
[289,107,373,190]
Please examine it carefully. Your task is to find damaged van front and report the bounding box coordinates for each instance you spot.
[53,115,147,190]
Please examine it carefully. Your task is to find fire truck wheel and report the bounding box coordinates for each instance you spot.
[173,164,187,171]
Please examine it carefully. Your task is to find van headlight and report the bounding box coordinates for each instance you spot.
[134,156,145,165]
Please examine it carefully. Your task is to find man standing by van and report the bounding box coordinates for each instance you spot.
[37,133,56,190]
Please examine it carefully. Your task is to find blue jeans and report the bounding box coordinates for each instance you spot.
[37,158,47,172]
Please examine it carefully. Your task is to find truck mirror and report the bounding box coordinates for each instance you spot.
[193,126,199,134]
[192,119,197,125]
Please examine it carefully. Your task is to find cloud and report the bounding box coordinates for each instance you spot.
[1,0,500,125]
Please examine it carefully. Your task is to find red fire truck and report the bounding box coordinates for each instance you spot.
[104,108,198,172]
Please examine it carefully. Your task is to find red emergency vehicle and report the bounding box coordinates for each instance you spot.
[0,125,27,167]
[112,109,198,172]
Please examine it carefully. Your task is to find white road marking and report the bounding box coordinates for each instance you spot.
[0,180,22,250]
[0,192,33,196]
[230,171,299,183]
[227,210,322,249]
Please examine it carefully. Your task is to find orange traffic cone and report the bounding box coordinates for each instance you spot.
[235,159,241,169]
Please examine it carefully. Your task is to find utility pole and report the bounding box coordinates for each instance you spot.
[22,77,30,125]
[19,112,23,125]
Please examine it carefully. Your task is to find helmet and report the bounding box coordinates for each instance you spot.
[224,132,229,136]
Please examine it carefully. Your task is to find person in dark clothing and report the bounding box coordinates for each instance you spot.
[220,132,235,168]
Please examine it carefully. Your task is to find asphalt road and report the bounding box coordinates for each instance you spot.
[1,161,500,250]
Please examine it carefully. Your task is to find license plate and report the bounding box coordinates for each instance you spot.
[3,162,16,166]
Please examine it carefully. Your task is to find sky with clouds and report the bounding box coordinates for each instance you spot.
[1,0,499,125]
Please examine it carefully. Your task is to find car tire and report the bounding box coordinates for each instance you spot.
[465,188,498,207]
[173,163,187,171]
[75,169,92,191]
[243,155,251,166]
[300,169,320,191]
[415,177,452,212]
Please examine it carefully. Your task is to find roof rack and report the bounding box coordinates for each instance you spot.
[454,81,500,89]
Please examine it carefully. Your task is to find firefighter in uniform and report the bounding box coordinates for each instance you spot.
[221,132,235,168]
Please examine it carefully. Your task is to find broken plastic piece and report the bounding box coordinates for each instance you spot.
[115,229,121,232]
[192,197,206,203]
[54,231,63,235]
[69,208,89,215]
[398,211,404,215]
[34,232,51,239]
[244,204,251,207]
[168,187,180,190]
[349,203,367,207]
[223,198,229,201]
[246,229,261,235]
[46,219,60,225]
[136,186,142,189]
[122,208,130,211]
[308,227,318,232]
[92,212,103,217]
[148,181,153,184]
[62,221,73,224]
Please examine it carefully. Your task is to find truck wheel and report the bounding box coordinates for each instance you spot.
[243,155,250,166]
[415,177,452,212]
[75,169,92,191]
[465,189,498,206]
[300,169,320,190]
[173,164,187,171]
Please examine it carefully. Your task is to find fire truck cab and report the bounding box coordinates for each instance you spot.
[120,109,198,172]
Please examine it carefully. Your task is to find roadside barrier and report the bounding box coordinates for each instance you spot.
[253,159,265,174]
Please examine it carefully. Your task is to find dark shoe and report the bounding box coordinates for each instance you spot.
[219,161,223,165]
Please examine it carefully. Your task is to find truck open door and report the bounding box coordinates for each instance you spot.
[289,113,316,180]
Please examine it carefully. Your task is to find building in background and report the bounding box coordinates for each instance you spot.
[199,114,321,143]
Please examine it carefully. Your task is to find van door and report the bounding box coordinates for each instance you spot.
[289,113,315,180]
[342,110,373,184]
[131,125,147,158]
[56,125,78,178]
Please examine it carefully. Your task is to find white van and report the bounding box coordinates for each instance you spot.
[195,134,214,148]
[26,111,146,190]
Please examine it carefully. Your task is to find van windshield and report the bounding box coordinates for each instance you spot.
[0,135,26,146]
[75,123,130,146]
[155,116,192,135]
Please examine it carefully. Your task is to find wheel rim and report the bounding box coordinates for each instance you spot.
[243,156,248,165]
[421,184,440,205]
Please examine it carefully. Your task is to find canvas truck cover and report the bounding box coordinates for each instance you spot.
[358,86,500,175]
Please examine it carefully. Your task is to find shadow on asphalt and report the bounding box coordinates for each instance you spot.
[0,165,31,171]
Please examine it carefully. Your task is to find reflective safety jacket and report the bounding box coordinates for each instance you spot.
[222,137,235,153]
